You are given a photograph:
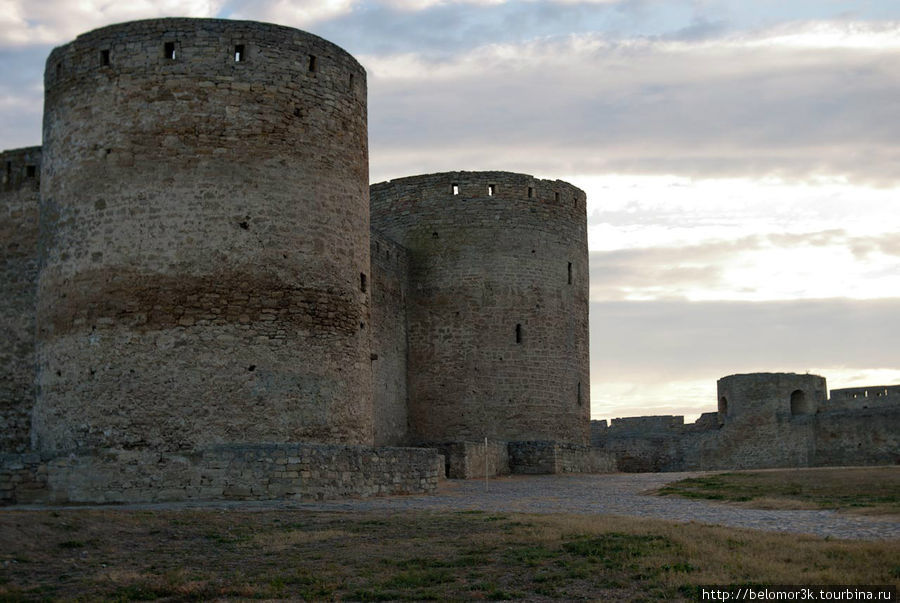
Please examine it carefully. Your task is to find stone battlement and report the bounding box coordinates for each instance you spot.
[371,171,585,227]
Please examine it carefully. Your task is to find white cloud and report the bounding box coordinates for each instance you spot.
[379,0,619,9]
[366,20,900,185]
[228,0,358,27]
[739,20,900,50]
[0,0,224,46]
[379,0,506,10]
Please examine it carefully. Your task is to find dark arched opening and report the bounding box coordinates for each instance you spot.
[790,389,812,415]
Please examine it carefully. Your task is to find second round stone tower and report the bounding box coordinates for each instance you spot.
[371,172,590,445]
[34,19,372,451]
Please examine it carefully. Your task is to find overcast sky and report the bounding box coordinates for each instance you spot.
[3,0,899,422]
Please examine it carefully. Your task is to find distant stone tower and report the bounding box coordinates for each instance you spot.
[371,172,589,445]
[33,19,373,452]
[717,372,826,425]
[0,147,41,453]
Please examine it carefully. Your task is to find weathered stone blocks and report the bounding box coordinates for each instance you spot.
[0,444,443,505]
[371,172,590,445]
[0,147,41,453]
[33,19,373,452]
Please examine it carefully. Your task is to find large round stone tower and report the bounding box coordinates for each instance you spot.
[34,19,373,452]
[717,373,827,425]
[370,171,589,445]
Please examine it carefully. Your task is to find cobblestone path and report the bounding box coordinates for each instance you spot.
[294,472,900,541]
[13,472,899,541]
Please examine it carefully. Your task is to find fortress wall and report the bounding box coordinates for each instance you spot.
[431,440,510,479]
[0,147,41,453]
[694,374,824,469]
[371,172,590,445]
[824,386,900,412]
[508,441,615,474]
[371,230,409,446]
[589,420,608,447]
[33,19,373,452]
[608,415,684,434]
[601,433,684,472]
[683,412,719,433]
[812,407,900,467]
[1,444,443,505]
[596,375,896,473]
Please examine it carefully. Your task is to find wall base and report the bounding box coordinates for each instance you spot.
[0,443,443,505]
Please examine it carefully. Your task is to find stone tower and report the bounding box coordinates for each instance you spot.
[371,171,590,445]
[0,147,41,453]
[33,19,373,452]
[717,372,827,426]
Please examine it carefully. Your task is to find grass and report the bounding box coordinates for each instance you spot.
[656,466,900,514]
[0,505,897,601]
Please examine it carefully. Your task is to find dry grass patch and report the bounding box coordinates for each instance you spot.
[0,507,896,601]
[657,466,900,515]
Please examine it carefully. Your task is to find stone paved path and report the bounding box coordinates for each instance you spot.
[12,472,899,541]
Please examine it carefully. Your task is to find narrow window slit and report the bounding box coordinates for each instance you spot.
[577,381,582,406]
[164,42,176,60]
[527,186,533,198]
[554,191,560,202]
[567,262,572,285]
[451,183,459,195]
[360,273,367,293]
[100,49,110,66]
[488,184,495,196]
[308,55,317,72]
[515,324,522,344]
[349,74,354,90]
[234,44,245,62]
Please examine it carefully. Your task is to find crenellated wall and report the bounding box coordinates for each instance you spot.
[824,385,900,412]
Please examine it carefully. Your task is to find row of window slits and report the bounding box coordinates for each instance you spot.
[99,43,316,68]
[450,183,579,206]
[55,45,356,89]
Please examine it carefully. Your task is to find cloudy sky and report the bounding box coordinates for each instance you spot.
[3,0,899,423]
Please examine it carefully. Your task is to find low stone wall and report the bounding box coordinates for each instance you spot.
[508,441,616,474]
[593,404,900,473]
[812,408,900,468]
[430,441,510,479]
[1,444,443,505]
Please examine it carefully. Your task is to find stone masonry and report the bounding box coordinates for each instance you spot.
[592,373,900,472]
[0,147,41,454]
[3,17,893,503]
[371,172,590,446]
[0,18,599,504]
[34,19,373,453]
